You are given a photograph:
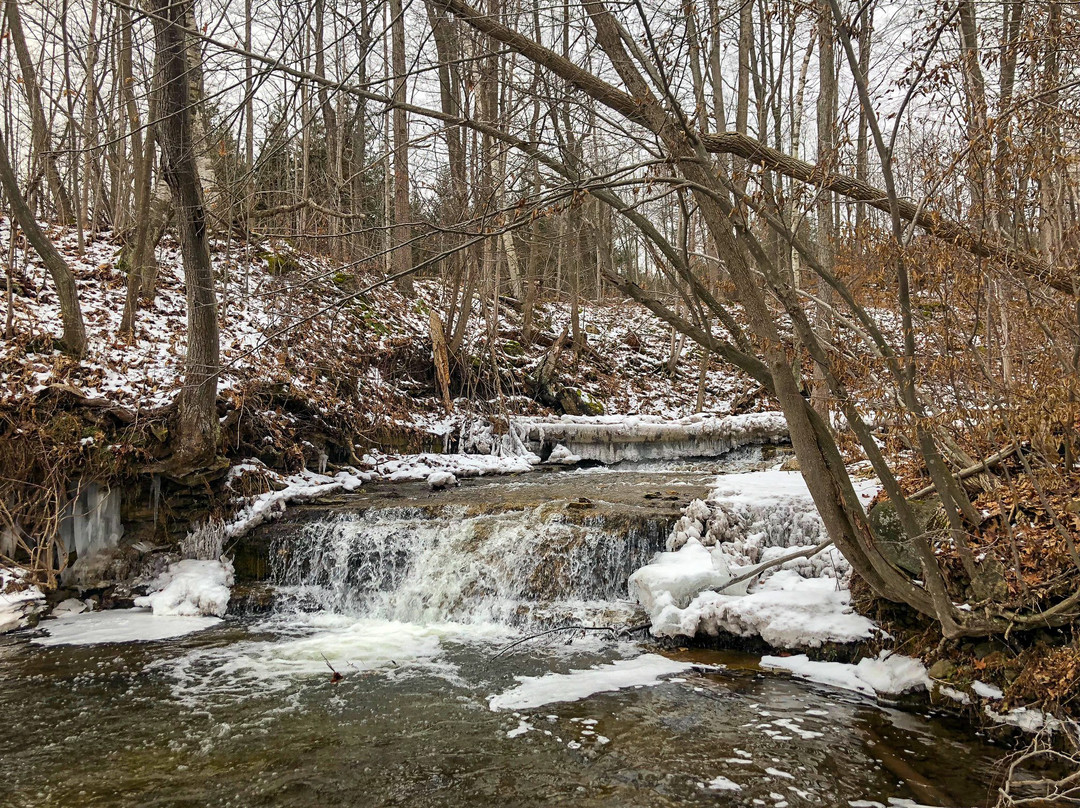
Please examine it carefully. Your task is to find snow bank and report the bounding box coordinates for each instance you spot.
[488,653,694,710]
[32,608,219,645]
[629,471,879,648]
[760,652,931,698]
[512,411,788,465]
[0,568,44,633]
[135,559,234,617]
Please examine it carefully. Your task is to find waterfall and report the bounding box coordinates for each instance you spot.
[269,503,667,626]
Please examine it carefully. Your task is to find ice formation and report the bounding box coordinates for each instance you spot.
[629,470,879,648]
[510,411,788,465]
[760,652,931,698]
[135,558,235,617]
[32,609,220,645]
[488,653,694,710]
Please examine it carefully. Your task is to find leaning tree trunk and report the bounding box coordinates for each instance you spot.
[0,131,86,357]
[149,0,220,471]
[5,0,74,225]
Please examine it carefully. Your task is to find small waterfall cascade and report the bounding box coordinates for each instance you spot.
[270,502,668,625]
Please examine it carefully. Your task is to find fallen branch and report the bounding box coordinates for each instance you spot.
[909,444,1019,501]
[710,538,835,594]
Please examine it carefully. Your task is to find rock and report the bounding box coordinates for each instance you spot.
[52,598,88,618]
[426,471,458,490]
[556,387,605,416]
[970,559,1008,602]
[928,659,957,680]
[868,496,947,577]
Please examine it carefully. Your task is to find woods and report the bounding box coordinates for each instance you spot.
[0,0,1079,713]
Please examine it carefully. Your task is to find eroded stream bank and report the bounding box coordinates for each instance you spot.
[0,452,1032,806]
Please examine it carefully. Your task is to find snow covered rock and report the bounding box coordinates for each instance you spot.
[544,443,581,465]
[0,568,44,633]
[628,537,749,618]
[426,471,458,490]
[135,559,234,617]
[52,598,90,618]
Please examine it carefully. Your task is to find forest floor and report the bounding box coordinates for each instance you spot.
[0,224,764,467]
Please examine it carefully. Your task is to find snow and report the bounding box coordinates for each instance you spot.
[628,537,748,616]
[544,443,582,465]
[983,704,1064,733]
[31,608,220,645]
[0,568,44,633]
[224,464,372,538]
[426,471,458,490]
[760,652,931,698]
[506,719,533,738]
[630,471,879,648]
[971,680,1004,700]
[648,570,878,647]
[365,451,537,482]
[488,653,695,710]
[134,559,234,617]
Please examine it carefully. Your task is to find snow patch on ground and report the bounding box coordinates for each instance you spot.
[31,608,219,645]
[135,559,235,617]
[630,471,879,648]
[488,653,694,710]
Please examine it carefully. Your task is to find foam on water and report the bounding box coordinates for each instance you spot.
[151,612,511,707]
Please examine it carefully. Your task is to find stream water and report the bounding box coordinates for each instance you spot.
[0,452,1015,807]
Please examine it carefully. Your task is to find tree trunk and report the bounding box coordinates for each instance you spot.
[389,0,414,292]
[0,131,86,357]
[149,0,220,470]
[5,0,73,225]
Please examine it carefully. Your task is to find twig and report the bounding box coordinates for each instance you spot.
[492,623,650,660]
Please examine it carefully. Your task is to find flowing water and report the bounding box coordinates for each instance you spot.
[0,452,1018,807]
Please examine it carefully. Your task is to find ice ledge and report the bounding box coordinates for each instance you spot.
[510,411,788,464]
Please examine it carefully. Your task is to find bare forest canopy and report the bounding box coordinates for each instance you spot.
[2,0,1080,642]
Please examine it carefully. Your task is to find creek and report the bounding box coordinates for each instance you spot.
[0,451,1016,807]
